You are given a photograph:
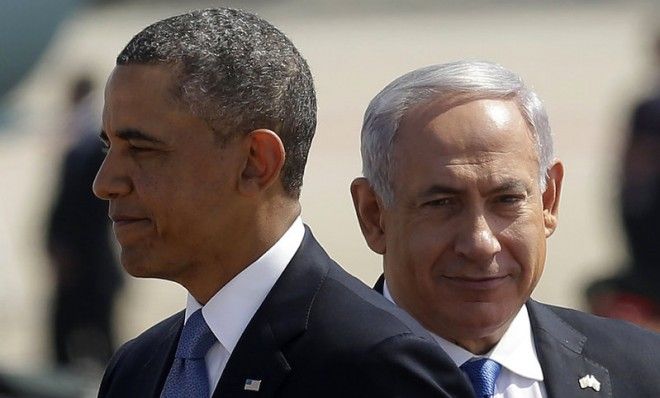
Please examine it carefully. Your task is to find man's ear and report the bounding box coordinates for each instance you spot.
[542,160,564,237]
[350,177,387,254]
[238,129,285,195]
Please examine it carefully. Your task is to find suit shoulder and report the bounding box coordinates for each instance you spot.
[296,229,427,339]
[104,311,182,366]
[122,311,183,351]
[312,261,432,344]
[541,302,660,342]
[533,302,660,370]
[282,262,471,397]
[99,311,182,396]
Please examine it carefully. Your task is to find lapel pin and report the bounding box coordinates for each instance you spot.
[244,379,262,392]
[578,374,601,392]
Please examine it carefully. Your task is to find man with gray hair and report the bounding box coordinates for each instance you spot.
[351,60,660,397]
[94,8,473,398]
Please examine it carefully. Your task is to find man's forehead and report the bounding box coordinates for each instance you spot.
[390,98,541,195]
[396,103,533,155]
[391,146,539,188]
[101,63,209,146]
[103,64,190,126]
[105,64,181,105]
[406,156,535,183]
[401,97,525,133]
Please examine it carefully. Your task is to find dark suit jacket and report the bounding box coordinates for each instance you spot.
[527,300,660,397]
[98,228,473,397]
[374,276,660,397]
[47,134,123,299]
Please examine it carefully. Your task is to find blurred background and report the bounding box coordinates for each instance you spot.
[2,0,660,396]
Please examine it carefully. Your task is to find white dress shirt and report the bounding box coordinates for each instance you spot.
[383,281,547,398]
[183,217,305,395]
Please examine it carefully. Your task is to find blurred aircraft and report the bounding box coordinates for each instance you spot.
[0,0,83,100]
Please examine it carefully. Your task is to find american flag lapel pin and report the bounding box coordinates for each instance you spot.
[244,379,262,392]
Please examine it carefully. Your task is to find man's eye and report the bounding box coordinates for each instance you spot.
[426,198,453,207]
[498,195,525,204]
[128,145,153,153]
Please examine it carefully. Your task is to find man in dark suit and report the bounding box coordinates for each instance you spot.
[47,76,123,368]
[94,8,472,398]
[351,60,660,397]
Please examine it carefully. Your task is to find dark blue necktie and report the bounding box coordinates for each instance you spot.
[460,358,502,398]
[161,309,217,398]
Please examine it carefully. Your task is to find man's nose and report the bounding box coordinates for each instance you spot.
[92,152,131,200]
[454,212,501,263]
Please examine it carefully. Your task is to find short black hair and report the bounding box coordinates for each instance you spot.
[117,8,317,198]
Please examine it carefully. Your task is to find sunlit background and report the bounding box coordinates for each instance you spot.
[1,0,659,396]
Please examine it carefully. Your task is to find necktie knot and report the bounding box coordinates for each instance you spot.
[460,358,502,398]
[176,309,216,359]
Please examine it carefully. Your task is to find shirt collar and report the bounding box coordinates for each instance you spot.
[489,304,544,380]
[185,217,305,354]
[383,279,543,381]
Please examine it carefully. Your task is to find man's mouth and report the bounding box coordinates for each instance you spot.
[109,214,152,241]
[443,275,509,290]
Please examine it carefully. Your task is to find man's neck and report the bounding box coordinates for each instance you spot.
[382,278,514,354]
[185,201,301,304]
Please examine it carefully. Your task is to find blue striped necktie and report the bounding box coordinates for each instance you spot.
[161,309,217,397]
[460,358,502,398]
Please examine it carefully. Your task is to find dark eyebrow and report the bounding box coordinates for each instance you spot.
[488,180,530,195]
[115,128,166,144]
[420,184,462,198]
[419,180,530,198]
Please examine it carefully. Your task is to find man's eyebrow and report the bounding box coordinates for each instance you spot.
[418,180,530,197]
[420,184,462,197]
[115,128,166,144]
[488,180,530,194]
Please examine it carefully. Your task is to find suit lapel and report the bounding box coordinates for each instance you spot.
[212,318,291,397]
[213,227,329,397]
[527,300,612,398]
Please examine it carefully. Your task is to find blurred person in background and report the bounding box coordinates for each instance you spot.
[46,75,124,370]
[94,8,471,398]
[586,34,660,331]
[351,60,660,397]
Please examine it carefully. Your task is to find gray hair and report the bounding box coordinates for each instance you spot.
[361,60,553,206]
[116,8,316,198]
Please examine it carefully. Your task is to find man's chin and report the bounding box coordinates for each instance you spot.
[121,261,153,279]
[437,302,519,338]
[120,249,186,282]
[120,249,158,278]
